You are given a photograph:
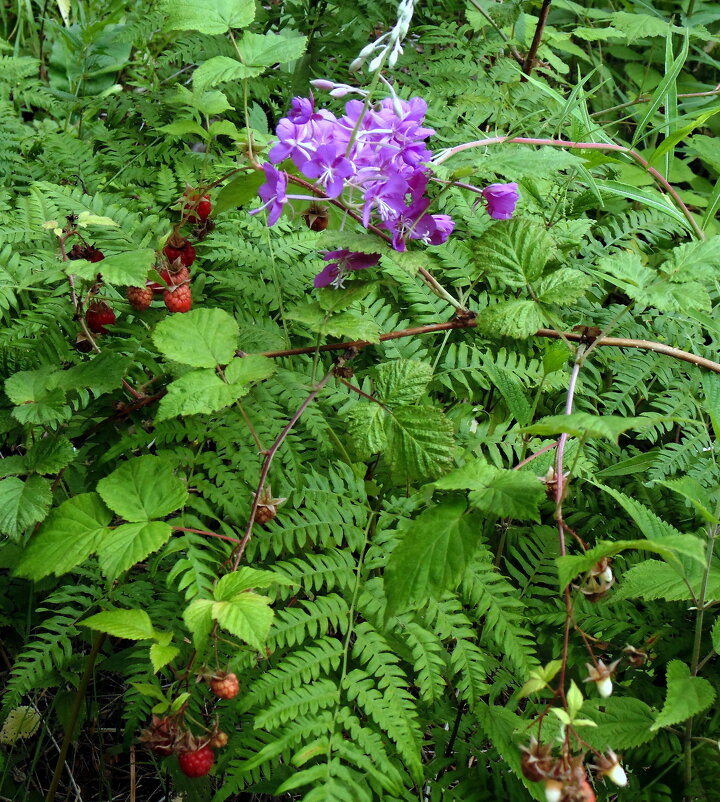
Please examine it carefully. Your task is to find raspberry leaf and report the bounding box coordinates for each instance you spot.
[96,456,188,522]
[153,308,239,368]
[0,475,52,539]
[82,608,154,640]
[97,521,174,579]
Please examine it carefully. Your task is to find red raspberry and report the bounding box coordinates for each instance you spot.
[164,284,192,313]
[210,672,239,700]
[68,243,105,262]
[127,286,154,310]
[86,301,116,334]
[184,191,212,222]
[164,240,196,267]
[178,746,214,778]
[159,265,190,286]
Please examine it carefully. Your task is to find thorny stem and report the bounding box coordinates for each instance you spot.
[522,0,553,78]
[229,351,356,571]
[433,136,705,239]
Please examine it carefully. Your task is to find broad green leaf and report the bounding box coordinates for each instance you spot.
[652,661,715,730]
[475,219,554,287]
[214,567,293,599]
[156,369,245,421]
[345,404,387,460]
[654,477,718,523]
[660,237,720,279]
[213,591,274,650]
[24,436,75,475]
[375,360,433,405]
[215,171,266,214]
[54,353,132,396]
[385,499,480,616]
[174,85,233,116]
[712,618,720,655]
[0,476,52,539]
[15,493,112,579]
[150,642,180,673]
[434,459,545,521]
[595,179,690,228]
[534,268,592,306]
[518,660,563,698]
[476,299,543,339]
[193,56,260,93]
[162,0,255,34]
[153,308,239,367]
[82,608,154,640]
[158,119,208,139]
[613,559,720,602]
[386,406,455,481]
[67,249,155,286]
[236,31,307,68]
[581,697,656,749]
[286,302,381,342]
[183,598,214,651]
[97,521,173,579]
[96,456,188,522]
[524,412,654,442]
[5,367,70,426]
[224,354,275,386]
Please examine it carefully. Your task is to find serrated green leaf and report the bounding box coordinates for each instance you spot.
[524,412,654,442]
[162,0,255,34]
[54,353,132,396]
[345,404,387,460]
[613,559,720,602]
[24,436,75,474]
[96,456,188,522]
[97,521,173,579]
[476,299,543,339]
[434,459,545,521]
[581,698,656,749]
[386,406,455,481]
[158,119,208,138]
[652,661,715,730]
[375,360,433,405]
[287,302,380,342]
[0,476,52,539]
[224,354,275,386]
[82,608,154,640]
[236,31,307,68]
[193,56,260,93]
[214,567,293,599]
[654,477,718,523]
[150,642,180,673]
[385,499,480,616]
[14,493,112,579]
[213,591,274,650]
[67,249,155,286]
[534,268,593,305]
[183,598,214,651]
[156,369,246,421]
[5,367,71,426]
[475,219,554,287]
[153,308,239,367]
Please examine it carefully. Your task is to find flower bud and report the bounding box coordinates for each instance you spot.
[584,659,620,698]
[309,79,335,91]
[591,750,628,787]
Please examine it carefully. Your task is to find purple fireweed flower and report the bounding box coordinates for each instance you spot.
[288,95,320,125]
[314,249,380,288]
[250,163,288,226]
[361,175,409,226]
[482,183,519,220]
[301,144,355,198]
[268,119,316,168]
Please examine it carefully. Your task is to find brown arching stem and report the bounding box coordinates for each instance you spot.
[522,0,553,78]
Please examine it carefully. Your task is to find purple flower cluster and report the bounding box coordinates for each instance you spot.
[252,93,454,253]
[251,90,520,287]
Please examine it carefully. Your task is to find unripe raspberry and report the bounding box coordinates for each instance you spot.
[127,285,154,310]
[164,284,192,313]
[210,672,239,700]
[210,731,228,748]
[544,779,563,802]
[164,238,196,267]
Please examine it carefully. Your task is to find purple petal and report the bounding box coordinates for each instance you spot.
[482,183,519,220]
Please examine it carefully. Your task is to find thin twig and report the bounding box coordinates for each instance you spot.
[229,351,356,570]
[512,440,559,470]
[522,0,552,78]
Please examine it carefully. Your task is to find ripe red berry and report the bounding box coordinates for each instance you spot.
[127,286,154,311]
[184,192,212,222]
[159,265,190,287]
[164,284,192,313]
[178,746,214,778]
[164,240,196,267]
[86,301,116,334]
[210,673,239,700]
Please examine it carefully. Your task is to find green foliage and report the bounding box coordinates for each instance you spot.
[2,0,720,799]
